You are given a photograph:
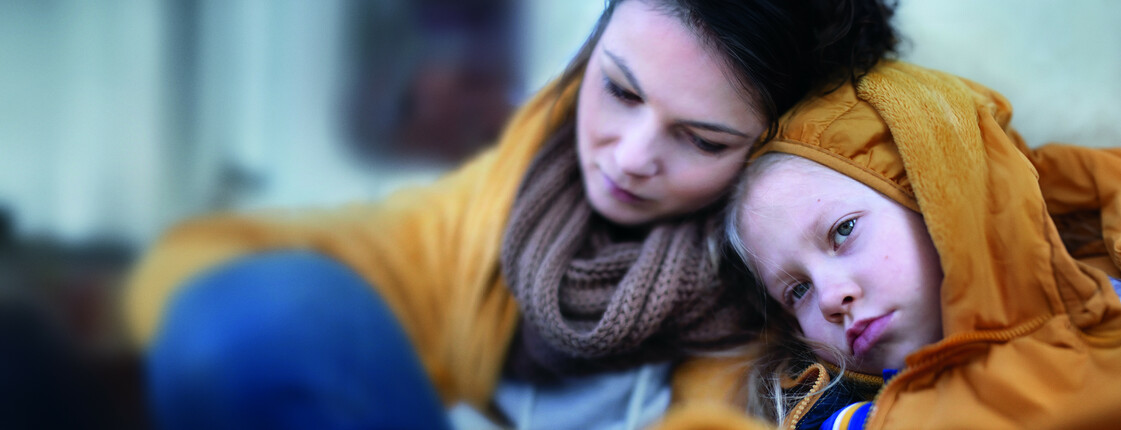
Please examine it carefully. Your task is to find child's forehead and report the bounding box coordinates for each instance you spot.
[746,154,859,198]
[741,163,853,238]
[739,155,897,253]
[748,153,836,181]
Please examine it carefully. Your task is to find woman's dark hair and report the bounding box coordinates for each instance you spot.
[554,0,899,142]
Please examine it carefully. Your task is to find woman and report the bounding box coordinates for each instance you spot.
[127,1,898,428]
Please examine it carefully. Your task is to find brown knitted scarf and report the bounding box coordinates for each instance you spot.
[501,126,755,379]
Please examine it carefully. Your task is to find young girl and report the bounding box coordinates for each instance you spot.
[126,1,900,429]
[717,61,1121,430]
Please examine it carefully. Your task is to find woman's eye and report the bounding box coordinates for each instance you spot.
[687,133,728,154]
[833,218,856,246]
[788,282,812,304]
[604,78,641,103]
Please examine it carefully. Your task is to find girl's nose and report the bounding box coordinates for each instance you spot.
[817,277,862,324]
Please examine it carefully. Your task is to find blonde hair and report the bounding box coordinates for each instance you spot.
[736,328,854,425]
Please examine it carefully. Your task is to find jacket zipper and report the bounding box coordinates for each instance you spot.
[783,363,830,430]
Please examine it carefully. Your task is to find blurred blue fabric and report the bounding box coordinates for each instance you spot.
[148,251,450,430]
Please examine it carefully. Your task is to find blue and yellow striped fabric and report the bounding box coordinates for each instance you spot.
[821,401,872,430]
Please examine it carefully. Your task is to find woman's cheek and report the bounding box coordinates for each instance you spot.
[678,158,741,203]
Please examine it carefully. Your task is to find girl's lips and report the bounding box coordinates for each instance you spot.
[847,312,894,359]
[603,173,646,204]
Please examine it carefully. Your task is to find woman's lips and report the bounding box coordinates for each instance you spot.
[603,173,646,204]
[847,312,894,359]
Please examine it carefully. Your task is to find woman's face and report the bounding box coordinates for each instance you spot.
[576,0,765,226]
[738,156,944,374]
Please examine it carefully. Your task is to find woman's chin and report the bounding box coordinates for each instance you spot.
[593,203,648,226]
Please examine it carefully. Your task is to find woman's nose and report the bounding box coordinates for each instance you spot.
[817,278,861,324]
[614,122,660,177]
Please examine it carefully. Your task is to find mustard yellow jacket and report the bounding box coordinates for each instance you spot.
[658,61,1121,429]
[125,77,745,416]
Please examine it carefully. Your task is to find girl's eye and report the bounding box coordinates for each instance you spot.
[833,218,856,246]
[604,78,641,104]
[787,282,812,306]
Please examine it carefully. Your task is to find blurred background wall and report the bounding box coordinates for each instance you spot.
[0,0,1117,427]
[1,1,1118,251]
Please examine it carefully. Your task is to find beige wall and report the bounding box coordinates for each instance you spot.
[896,0,1121,148]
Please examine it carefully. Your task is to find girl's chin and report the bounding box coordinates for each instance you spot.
[849,354,907,375]
[814,351,890,376]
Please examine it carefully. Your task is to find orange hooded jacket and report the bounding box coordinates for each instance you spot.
[658,60,1121,429]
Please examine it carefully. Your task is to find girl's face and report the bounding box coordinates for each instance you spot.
[737,156,944,374]
[576,0,765,226]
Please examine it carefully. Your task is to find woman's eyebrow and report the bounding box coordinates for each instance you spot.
[678,120,751,138]
[604,49,646,99]
[604,49,752,139]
